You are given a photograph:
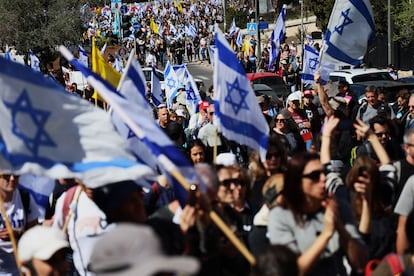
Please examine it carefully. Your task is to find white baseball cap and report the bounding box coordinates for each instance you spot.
[88,223,200,276]
[216,152,238,167]
[18,226,69,262]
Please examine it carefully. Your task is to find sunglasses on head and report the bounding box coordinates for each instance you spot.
[220,178,243,187]
[302,170,324,181]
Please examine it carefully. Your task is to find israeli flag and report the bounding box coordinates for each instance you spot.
[236,29,243,48]
[151,66,164,106]
[320,0,375,67]
[208,45,216,67]
[170,24,178,35]
[19,174,55,218]
[301,45,320,85]
[185,72,202,115]
[164,61,179,107]
[29,50,41,72]
[0,56,156,188]
[173,64,187,83]
[113,54,124,73]
[60,47,200,207]
[269,4,286,67]
[214,27,269,161]
[5,45,11,61]
[185,24,197,38]
[78,45,88,68]
[229,18,237,36]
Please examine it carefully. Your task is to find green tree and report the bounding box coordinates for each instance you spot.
[0,0,86,67]
[393,0,414,46]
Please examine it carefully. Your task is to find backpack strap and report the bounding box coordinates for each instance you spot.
[62,186,79,226]
[384,253,405,275]
[18,188,31,217]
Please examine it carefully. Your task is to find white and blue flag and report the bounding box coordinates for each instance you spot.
[113,54,124,73]
[60,47,200,207]
[78,45,88,68]
[185,71,202,115]
[164,61,179,107]
[229,18,237,36]
[320,0,375,68]
[236,29,243,48]
[19,174,55,218]
[185,24,198,38]
[0,56,155,188]
[151,66,164,106]
[208,45,216,67]
[269,4,286,68]
[29,50,41,72]
[301,44,320,85]
[214,27,269,161]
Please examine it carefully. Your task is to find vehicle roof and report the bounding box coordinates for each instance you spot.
[246,72,280,81]
[331,68,389,75]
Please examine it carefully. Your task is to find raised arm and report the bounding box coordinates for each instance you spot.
[314,72,334,118]
[353,118,390,165]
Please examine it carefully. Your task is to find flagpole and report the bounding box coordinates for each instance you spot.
[0,197,22,275]
[59,46,256,266]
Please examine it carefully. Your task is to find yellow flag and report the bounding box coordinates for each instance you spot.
[91,39,121,100]
[150,18,159,35]
[173,0,183,13]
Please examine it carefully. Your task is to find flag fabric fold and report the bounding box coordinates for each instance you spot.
[0,56,155,188]
[60,46,202,207]
[269,4,287,67]
[301,44,320,85]
[229,18,237,36]
[320,0,375,68]
[164,61,179,108]
[213,27,269,161]
[29,50,41,72]
[91,39,121,100]
[151,66,164,106]
[78,45,89,68]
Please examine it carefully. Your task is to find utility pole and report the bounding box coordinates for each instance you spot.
[387,0,392,66]
[255,0,261,63]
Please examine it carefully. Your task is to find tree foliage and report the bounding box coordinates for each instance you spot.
[0,0,85,55]
[393,0,414,46]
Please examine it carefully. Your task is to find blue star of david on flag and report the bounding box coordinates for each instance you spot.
[334,8,353,35]
[309,57,319,70]
[224,78,249,115]
[166,77,176,90]
[4,89,56,157]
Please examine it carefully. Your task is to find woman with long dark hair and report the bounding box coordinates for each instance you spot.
[267,150,367,275]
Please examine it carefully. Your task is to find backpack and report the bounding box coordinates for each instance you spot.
[365,253,405,276]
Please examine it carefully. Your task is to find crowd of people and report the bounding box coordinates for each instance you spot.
[3,1,414,276]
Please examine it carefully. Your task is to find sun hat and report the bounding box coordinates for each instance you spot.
[18,226,69,262]
[88,223,200,276]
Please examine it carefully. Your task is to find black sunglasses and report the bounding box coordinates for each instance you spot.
[1,174,19,181]
[220,178,243,187]
[275,118,286,123]
[302,170,324,181]
[266,152,280,160]
[209,112,214,115]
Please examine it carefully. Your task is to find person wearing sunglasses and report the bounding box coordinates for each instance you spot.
[355,115,403,163]
[271,112,306,157]
[0,172,40,275]
[267,150,367,275]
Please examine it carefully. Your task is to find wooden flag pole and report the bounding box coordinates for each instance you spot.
[169,168,256,265]
[0,196,22,275]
